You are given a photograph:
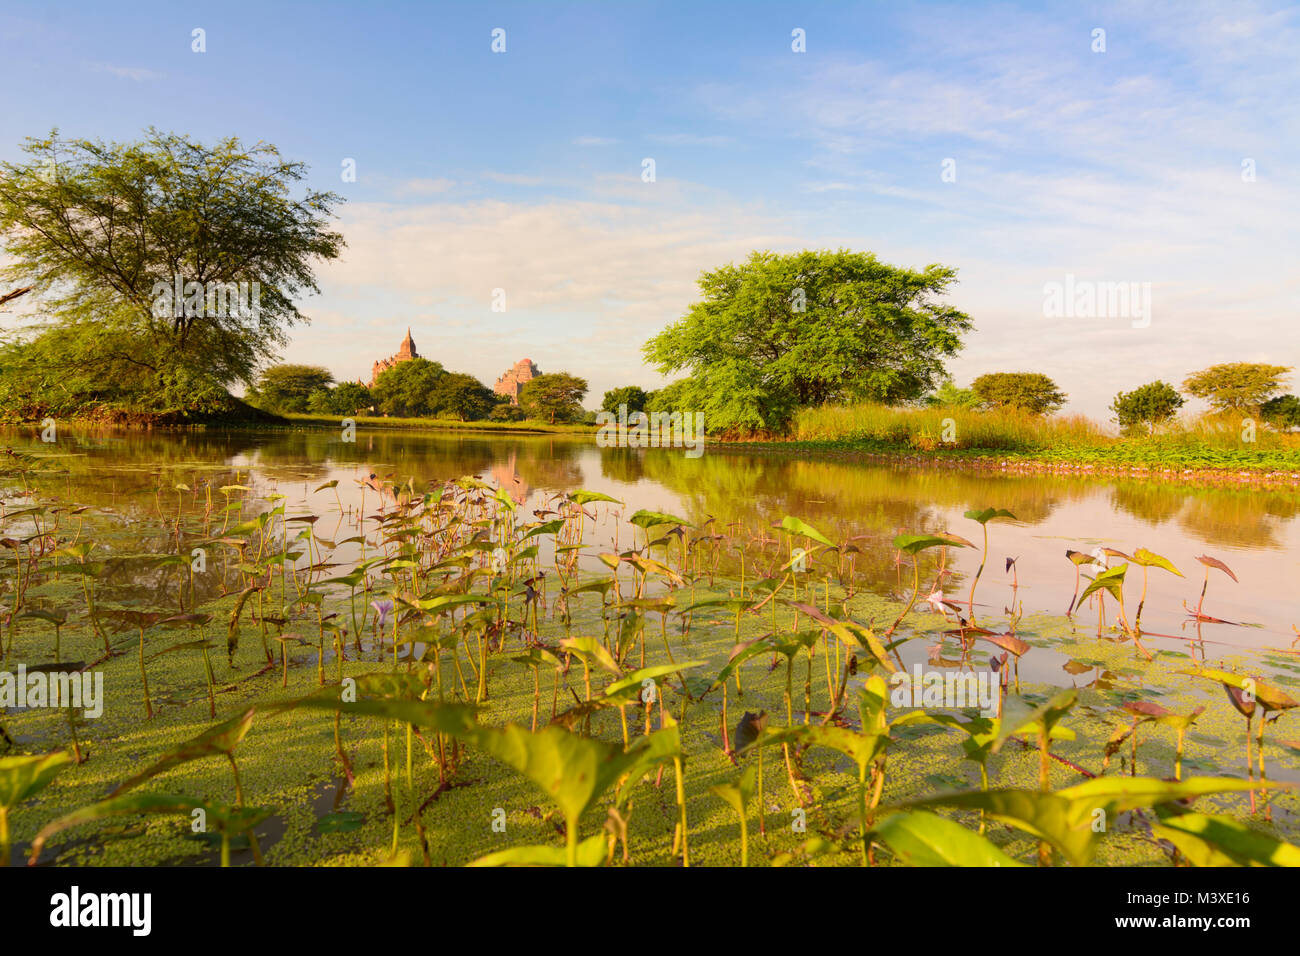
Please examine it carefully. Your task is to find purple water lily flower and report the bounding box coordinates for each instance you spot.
[370,599,393,629]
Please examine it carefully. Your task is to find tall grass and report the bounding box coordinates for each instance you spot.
[791,404,1103,451]
[789,403,1300,460]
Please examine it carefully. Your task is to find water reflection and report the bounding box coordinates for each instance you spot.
[5,426,1298,654]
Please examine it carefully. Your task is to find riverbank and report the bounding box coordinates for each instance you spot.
[281,412,596,435]
[718,437,1300,487]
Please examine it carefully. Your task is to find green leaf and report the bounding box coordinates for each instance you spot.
[568,490,623,506]
[872,811,1027,867]
[469,833,607,867]
[0,751,73,810]
[1153,811,1300,867]
[964,507,1017,525]
[628,509,691,530]
[108,708,255,797]
[893,533,969,555]
[1133,547,1183,577]
[29,793,270,861]
[778,516,834,548]
[895,776,1294,866]
[1079,564,1127,604]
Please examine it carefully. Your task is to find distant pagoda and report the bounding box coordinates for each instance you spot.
[369,328,419,386]
[493,358,539,405]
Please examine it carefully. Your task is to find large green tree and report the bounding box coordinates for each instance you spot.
[370,358,445,417]
[519,372,587,424]
[0,129,344,417]
[643,249,972,432]
[601,385,649,415]
[428,372,496,421]
[972,372,1067,414]
[1182,362,1291,415]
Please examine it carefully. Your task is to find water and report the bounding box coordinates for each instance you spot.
[7,426,1297,658]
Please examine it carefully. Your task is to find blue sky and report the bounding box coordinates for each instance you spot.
[2,0,1297,417]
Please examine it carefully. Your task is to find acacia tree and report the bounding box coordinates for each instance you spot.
[643,249,972,432]
[1182,363,1291,415]
[0,129,343,416]
[972,372,1067,414]
[520,372,587,423]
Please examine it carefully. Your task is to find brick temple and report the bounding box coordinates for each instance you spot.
[369,328,418,386]
[493,358,539,405]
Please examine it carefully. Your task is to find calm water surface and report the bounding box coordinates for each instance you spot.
[6,426,1298,662]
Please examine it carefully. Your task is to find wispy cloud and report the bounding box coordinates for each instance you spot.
[483,171,545,186]
[87,62,161,81]
[573,135,618,146]
[648,132,732,146]
[395,177,456,196]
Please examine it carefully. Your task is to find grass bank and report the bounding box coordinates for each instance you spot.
[745,404,1300,478]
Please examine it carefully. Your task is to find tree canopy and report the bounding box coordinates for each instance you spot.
[308,381,372,417]
[1110,380,1184,433]
[519,372,587,424]
[1261,394,1300,430]
[0,129,344,418]
[1182,363,1291,415]
[250,364,333,414]
[428,372,497,421]
[924,381,979,409]
[642,249,972,432]
[370,359,446,417]
[601,385,649,414]
[971,372,1067,415]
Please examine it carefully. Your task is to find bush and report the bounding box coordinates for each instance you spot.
[1110,381,1184,433]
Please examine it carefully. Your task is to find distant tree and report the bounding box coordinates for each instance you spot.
[924,381,979,409]
[308,381,372,416]
[1261,394,1300,430]
[428,372,496,421]
[1110,381,1185,433]
[519,372,587,424]
[601,385,649,414]
[1182,362,1291,415]
[643,381,693,415]
[489,402,526,422]
[971,372,1067,414]
[370,358,445,416]
[643,249,972,432]
[255,364,333,413]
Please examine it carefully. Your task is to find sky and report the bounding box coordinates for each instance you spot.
[1,0,1297,418]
